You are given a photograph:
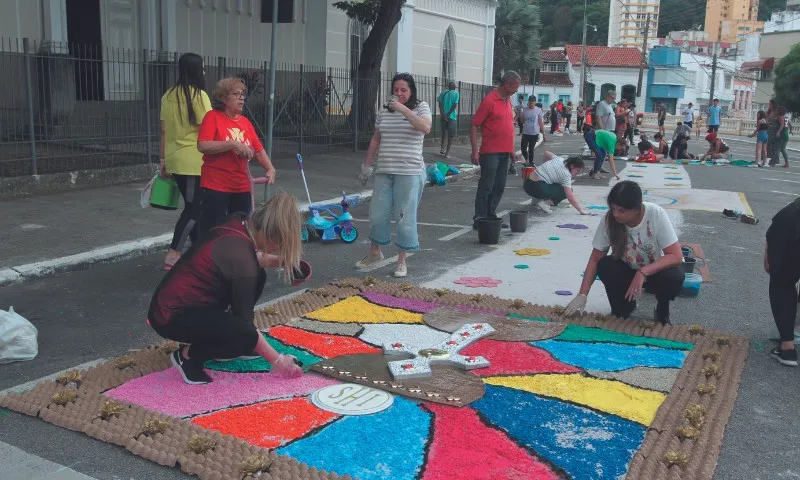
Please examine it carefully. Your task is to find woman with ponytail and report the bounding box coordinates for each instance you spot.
[147,193,305,385]
[563,181,684,324]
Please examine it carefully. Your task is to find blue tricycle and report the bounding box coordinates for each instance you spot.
[297,154,360,243]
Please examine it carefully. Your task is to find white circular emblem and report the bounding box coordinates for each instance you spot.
[310,383,394,416]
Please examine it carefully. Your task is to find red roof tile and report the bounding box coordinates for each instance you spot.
[564,45,643,68]
[539,50,568,62]
[538,72,573,86]
[741,57,775,70]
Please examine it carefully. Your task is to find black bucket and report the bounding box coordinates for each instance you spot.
[476,217,503,245]
[509,211,528,233]
[681,246,693,258]
[683,257,696,274]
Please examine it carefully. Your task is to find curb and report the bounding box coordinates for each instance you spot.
[0,167,481,288]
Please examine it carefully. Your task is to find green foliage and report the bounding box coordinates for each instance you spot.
[537,0,609,49]
[774,43,800,113]
[494,0,542,79]
[333,0,405,27]
[759,0,788,21]
[657,0,706,38]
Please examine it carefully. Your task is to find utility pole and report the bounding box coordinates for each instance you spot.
[709,41,719,107]
[579,0,588,102]
[636,13,650,98]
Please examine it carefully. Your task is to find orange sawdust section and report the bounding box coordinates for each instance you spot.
[304,296,423,324]
[269,325,381,358]
[191,397,339,449]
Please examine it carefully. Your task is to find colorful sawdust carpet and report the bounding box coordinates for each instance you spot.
[0,281,748,480]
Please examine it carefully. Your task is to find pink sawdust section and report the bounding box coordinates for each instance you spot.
[268,325,380,358]
[105,368,339,418]
[192,397,339,449]
[461,339,581,377]
[421,403,560,480]
[360,292,505,315]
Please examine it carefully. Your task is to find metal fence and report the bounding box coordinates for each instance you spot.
[0,38,492,178]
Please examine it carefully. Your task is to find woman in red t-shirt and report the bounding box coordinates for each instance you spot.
[197,77,276,234]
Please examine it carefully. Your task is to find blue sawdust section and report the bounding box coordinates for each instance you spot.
[205,334,322,372]
[472,384,646,480]
[532,339,687,372]
[277,396,431,480]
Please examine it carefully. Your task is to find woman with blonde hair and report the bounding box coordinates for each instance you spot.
[197,77,276,234]
[147,193,305,385]
[160,53,212,270]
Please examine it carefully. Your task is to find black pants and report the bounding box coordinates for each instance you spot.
[474,153,509,219]
[565,114,572,131]
[521,134,539,164]
[576,116,584,131]
[767,233,800,342]
[170,175,202,250]
[597,256,684,318]
[550,117,558,134]
[523,178,566,205]
[154,308,260,364]
[199,188,252,236]
[517,118,524,135]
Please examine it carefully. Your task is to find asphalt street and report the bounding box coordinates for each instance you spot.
[1,133,799,479]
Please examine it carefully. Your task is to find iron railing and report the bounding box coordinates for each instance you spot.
[0,38,492,178]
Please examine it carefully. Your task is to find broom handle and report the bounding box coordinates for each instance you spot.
[296,154,313,206]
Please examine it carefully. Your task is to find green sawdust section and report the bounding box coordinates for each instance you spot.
[205,334,322,372]
[508,314,694,350]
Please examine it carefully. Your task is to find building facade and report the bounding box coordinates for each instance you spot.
[527,49,574,107]
[564,45,647,105]
[741,29,800,108]
[608,0,661,50]
[645,46,688,114]
[705,0,764,43]
[764,9,800,32]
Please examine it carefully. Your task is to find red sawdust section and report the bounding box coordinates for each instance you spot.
[683,243,712,282]
[421,403,561,480]
[461,339,581,377]
[268,325,380,358]
[191,397,339,449]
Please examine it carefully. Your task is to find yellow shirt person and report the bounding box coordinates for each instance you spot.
[160,87,212,176]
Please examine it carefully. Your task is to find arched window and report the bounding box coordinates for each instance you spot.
[349,19,369,74]
[441,26,456,81]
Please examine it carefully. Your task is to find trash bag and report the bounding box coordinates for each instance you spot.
[0,306,38,363]
[426,165,446,186]
[140,175,157,208]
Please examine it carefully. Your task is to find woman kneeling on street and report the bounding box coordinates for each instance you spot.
[147,193,304,384]
[564,181,684,324]
[523,153,589,215]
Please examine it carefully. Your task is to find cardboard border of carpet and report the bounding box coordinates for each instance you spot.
[0,277,748,480]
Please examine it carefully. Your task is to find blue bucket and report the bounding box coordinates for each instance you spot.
[680,273,702,298]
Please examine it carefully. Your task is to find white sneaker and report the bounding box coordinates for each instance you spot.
[537,200,553,214]
[356,251,385,268]
[393,263,408,278]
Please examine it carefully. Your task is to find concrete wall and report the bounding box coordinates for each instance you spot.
[1,0,43,42]
[570,65,646,106]
[410,9,486,84]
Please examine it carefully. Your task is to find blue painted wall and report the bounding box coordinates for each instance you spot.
[646,46,686,112]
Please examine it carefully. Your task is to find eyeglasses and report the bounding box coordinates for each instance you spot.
[229,92,246,99]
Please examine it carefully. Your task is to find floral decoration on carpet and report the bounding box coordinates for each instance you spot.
[105,292,695,480]
[453,276,503,288]
[514,248,552,256]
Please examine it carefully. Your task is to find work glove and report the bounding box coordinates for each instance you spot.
[563,294,587,316]
[271,354,303,378]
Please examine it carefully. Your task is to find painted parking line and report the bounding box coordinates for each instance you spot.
[439,227,473,242]
[771,190,800,197]
[763,177,800,184]
[357,254,414,273]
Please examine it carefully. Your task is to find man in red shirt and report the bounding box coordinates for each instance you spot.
[470,71,521,228]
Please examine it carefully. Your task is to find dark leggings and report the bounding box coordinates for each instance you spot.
[199,188,252,236]
[768,239,800,342]
[597,256,684,318]
[521,134,539,163]
[170,175,202,250]
[154,308,260,364]
[576,116,584,131]
[550,116,558,134]
[523,178,566,205]
[565,114,572,130]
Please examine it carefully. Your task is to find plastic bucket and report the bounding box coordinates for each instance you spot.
[291,260,313,287]
[150,176,180,210]
[522,166,535,178]
[681,246,693,258]
[509,210,528,233]
[680,273,702,298]
[475,217,503,245]
[683,257,696,273]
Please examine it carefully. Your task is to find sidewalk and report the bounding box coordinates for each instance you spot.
[0,144,478,286]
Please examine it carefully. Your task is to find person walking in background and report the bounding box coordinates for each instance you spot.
[576,101,585,132]
[196,77,276,235]
[515,97,525,136]
[597,91,616,132]
[764,197,800,366]
[707,98,721,133]
[656,102,667,137]
[358,73,432,278]
[766,99,783,166]
[521,96,544,165]
[549,102,559,135]
[471,71,521,230]
[564,101,573,134]
[626,103,636,146]
[777,106,791,168]
[682,103,694,130]
[749,110,769,167]
[159,53,212,271]
[437,81,459,158]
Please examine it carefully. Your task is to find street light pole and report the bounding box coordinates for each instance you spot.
[579,0,588,102]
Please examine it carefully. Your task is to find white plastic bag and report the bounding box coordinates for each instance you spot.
[0,306,38,363]
[140,175,157,208]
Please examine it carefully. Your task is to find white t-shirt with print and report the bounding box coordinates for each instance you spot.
[592,202,679,270]
[682,107,694,123]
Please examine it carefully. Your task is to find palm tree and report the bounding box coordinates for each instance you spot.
[494,0,542,80]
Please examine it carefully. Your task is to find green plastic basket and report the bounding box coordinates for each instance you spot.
[150,176,180,210]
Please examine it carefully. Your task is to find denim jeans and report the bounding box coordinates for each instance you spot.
[369,171,426,251]
[474,153,510,219]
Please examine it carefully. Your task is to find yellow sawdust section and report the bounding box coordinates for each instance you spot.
[484,374,666,426]
[514,248,551,257]
[305,296,423,324]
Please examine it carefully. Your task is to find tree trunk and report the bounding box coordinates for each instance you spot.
[349,0,404,146]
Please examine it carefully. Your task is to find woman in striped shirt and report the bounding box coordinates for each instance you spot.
[357,73,432,278]
[523,152,590,215]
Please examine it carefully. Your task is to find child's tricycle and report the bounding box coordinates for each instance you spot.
[296,153,360,243]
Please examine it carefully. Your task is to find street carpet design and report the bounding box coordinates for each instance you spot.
[0,278,749,480]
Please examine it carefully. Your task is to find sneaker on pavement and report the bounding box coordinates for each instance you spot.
[171,348,212,385]
[771,347,798,367]
[394,263,408,278]
[356,251,385,268]
[214,352,260,362]
[537,200,553,214]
